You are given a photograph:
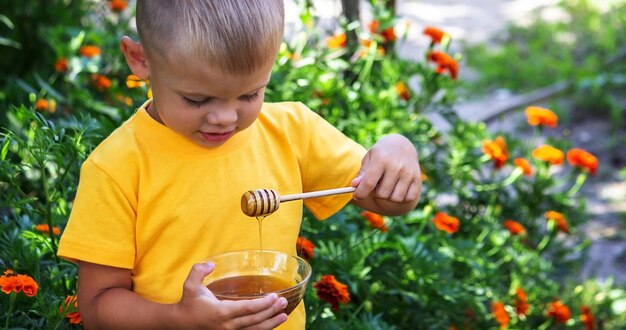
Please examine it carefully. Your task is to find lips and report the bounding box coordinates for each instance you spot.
[200,130,234,143]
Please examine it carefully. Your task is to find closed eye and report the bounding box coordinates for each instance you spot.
[240,91,259,102]
[182,97,211,108]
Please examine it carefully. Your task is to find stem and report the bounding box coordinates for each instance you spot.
[413,213,429,239]
[530,126,541,148]
[566,172,588,198]
[40,159,61,264]
[328,229,381,263]
[57,151,77,187]
[4,291,16,330]
[537,228,556,252]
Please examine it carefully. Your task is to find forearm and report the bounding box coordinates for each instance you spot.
[83,287,180,330]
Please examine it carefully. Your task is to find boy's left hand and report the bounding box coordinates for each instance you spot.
[351,134,421,215]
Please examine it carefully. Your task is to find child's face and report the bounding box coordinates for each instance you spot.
[146,55,273,148]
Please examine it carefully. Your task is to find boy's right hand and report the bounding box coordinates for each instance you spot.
[174,262,288,330]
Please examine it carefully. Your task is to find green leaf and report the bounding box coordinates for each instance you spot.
[0,14,14,29]
[69,30,86,51]
[1,137,10,160]
[15,77,37,95]
[0,36,21,49]
[34,74,66,101]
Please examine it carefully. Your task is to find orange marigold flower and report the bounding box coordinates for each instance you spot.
[545,211,570,233]
[311,90,330,105]
[515,288,529,316]
[35,99,49,111]
[0,273,21,294]
[108,0,128,12]
[581,305,595,330]
[35,98,57,113]
[395,81,410,101]
[547,300,571,323]
[567,148,598,175]
[513,158,533,176]
[367,19,380,33]
[368,20,380,33]
[446,60,459,79]
[362,210,388,233]
[35,224,61,235]
[380,27,396,42]
[503,220,526,236]
[428,51,458,79]
[423,26,447,44]
[532,144,564,165]
[326,33,347,49]
[60,295,82,324]
[91,74,111,92]
[492,301,510,329]
[116,93,133,106]
[482,136,508,169]
[54,57,69,73]
[432,212,460,234]
[368,20,396,42]
[126,74,147,88]
[359,39,385,58]
[525,106,558,127]
[296,236,315,260]
[0,272,38,297]
[314,275,350,311]
[79,45,101,58]
[19,274,38,297]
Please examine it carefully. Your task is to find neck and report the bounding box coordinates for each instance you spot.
[146,100,164,125]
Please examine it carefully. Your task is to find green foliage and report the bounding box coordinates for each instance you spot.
[1,106,99,329]
[463,0,626,125]
[1,0,625,329]
[465,0,626,90]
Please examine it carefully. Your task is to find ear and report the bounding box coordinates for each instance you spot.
[120,36,150,79]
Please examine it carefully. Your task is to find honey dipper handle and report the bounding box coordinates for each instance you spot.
[279,187,356,202]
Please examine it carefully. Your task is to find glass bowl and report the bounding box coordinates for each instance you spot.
[202,250,312,315]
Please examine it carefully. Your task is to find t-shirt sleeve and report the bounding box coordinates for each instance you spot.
[294,103,367,220]
[57,159,137,269]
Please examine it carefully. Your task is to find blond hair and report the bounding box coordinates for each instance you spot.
[136,0,284,74]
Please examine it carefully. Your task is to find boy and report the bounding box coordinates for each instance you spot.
[58,1,421,329]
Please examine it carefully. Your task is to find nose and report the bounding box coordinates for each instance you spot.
[205,101,237,127]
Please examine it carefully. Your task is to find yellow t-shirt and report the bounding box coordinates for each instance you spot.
[58,100,366,329]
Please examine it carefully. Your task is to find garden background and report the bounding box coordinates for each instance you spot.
[1,0,625,329]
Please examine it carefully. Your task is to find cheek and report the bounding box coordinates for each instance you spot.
[239,102,263,124]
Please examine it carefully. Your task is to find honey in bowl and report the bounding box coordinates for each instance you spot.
[202,250,311,316]
[207,275,301,315]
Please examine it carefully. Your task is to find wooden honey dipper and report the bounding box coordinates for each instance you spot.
[241,187,357,217]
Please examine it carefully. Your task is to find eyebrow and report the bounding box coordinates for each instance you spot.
[178,81,269,99]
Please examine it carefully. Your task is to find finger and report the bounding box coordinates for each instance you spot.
[354,162,385,200]
[388,174,411,203]
[376,164,408,202]
[241,312,288,330]
[232,294,288,329]
[182,262,215,297]
[388,163,421,202]
[405,179,422,202]
[222,292,283,319]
